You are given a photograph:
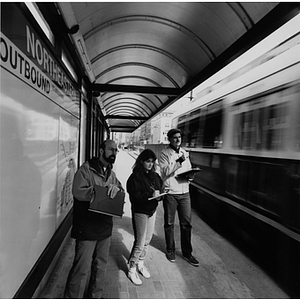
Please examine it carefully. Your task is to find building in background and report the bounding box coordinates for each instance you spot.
[150,109,175,144]
[113,132,132,149]
[113,94,191,148]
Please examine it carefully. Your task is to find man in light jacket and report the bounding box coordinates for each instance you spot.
[64,139,123,298]
[159,129,199,267]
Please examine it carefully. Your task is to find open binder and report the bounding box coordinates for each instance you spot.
[89,185,125,218]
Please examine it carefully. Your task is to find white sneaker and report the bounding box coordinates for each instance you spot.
[128,267,142,285]
[137,261,151,278]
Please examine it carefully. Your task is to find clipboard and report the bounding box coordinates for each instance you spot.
[89,185,125,218]
[175,167,201,178]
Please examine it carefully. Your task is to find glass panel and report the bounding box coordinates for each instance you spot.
[25,3,55,46]
[262,103,288,150]
[62,51,77,82]
[293,86,300,151]
[177,115,188,146]
[187,109,201,147]
[203,102,223,148]
[232,114,241,149]
[232,96,289,151]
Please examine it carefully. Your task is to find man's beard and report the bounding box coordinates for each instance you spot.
[103,152,116,164]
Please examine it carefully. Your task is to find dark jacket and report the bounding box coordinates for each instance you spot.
[71,157,123,240]
[126,170,163,216]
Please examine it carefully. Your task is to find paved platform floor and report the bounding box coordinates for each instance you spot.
[37,150,289,299]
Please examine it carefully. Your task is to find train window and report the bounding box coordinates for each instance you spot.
[295,116,300,152]
[186,109,202,147]
[241,111,253,149]
[233,101,288,151]
[177,115,188,146]
[232,114,241,149]
[241,108,262,150]
[261,103,288,150]
[178,123,187,146]
[293,85,300,151]
[203,101,223,148]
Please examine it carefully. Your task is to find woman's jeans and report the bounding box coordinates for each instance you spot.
[64,237,111,298]
[129,212,156,266]
[163,193,192,257]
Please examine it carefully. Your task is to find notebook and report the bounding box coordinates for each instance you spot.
[175,167,201,178]
[89,185,125,218]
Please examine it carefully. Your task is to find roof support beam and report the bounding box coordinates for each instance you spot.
[110,125,137,128]
[92,83,181,96]
[105,115,148,120]
[110,129,135,133]
[109,125,137,132]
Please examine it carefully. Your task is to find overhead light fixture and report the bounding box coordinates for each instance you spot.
[57,2,95,82]
[86,64,91,72]
[77,39,84,55]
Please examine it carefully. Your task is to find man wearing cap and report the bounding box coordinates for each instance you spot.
[159,128,199,267]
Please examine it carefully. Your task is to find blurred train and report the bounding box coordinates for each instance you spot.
[0,3,108,298]
[172,32,300,296]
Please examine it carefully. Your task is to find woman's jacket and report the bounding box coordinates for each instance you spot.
[126,170,163,216]
[71,157,123,240]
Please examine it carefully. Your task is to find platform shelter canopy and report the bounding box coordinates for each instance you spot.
[56,2,299,132]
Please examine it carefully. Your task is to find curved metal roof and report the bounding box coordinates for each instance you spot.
[56,2,299,132]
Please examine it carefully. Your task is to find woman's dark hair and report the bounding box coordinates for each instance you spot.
[132,149,157,173]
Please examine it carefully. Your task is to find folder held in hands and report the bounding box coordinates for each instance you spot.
[89,185,125,218]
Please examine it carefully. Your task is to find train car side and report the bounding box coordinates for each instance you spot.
[173,34,300,297]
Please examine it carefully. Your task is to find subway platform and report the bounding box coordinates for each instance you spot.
[37,150,288,299]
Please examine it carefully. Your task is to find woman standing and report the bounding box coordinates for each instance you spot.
[126,149,164,285]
